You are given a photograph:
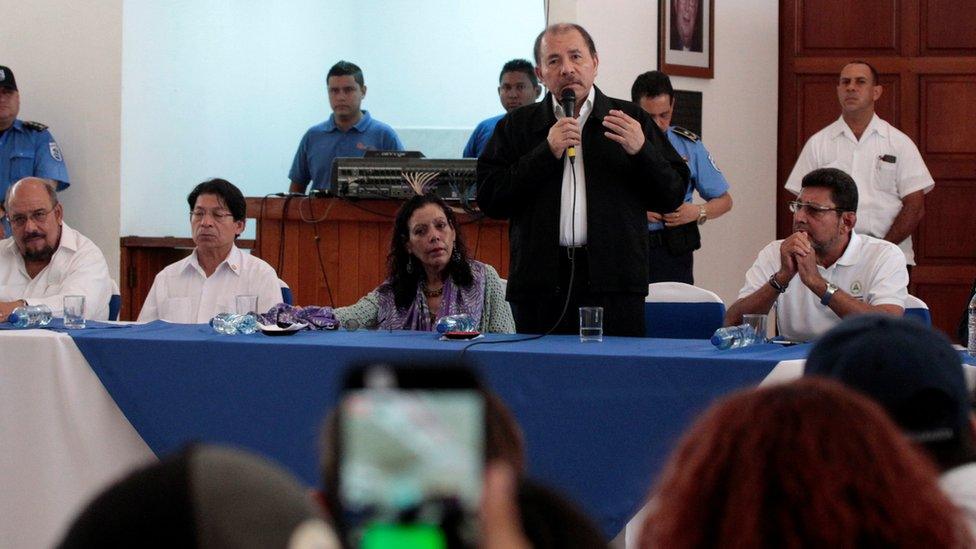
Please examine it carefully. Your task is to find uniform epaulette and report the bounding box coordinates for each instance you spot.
[671,126,699,142]
[23,121,49,132]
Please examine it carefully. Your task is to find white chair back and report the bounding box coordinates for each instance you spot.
[644,282,725,339]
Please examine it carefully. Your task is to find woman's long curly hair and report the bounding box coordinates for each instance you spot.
[385,194,473,309]
[640,378,972,549]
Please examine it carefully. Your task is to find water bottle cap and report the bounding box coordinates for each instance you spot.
[710,333,723,346]
[8,312,21,325]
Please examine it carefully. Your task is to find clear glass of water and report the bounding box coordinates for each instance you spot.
[63,295,86,329]
[742,313,768,344]
[579,306,603,342]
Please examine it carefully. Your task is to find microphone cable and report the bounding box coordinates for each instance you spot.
[459,139,580,360]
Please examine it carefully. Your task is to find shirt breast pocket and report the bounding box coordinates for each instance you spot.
[875,158,898,193]
[10,150,36,181]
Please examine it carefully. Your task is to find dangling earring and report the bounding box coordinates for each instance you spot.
[452,248,461,263]
[406,256,414,274]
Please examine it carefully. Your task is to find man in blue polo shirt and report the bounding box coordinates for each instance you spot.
[288,61,403,194]
[1,65,69,238]
[631,70,732,284]
[462,59,541,159]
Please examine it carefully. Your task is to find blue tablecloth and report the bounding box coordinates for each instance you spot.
[70,321,811,537]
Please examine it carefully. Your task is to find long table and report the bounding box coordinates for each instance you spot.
[2,322,813,546]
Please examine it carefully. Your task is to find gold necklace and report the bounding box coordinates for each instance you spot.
[422,283,444,298]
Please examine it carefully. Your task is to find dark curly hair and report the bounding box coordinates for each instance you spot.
[385,194,473,309]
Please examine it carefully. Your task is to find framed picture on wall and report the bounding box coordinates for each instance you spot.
[659,0,714,79]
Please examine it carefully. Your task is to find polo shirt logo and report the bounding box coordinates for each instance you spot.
[850,281,863,296]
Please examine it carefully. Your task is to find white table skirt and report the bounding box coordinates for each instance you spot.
[0,330,155,549]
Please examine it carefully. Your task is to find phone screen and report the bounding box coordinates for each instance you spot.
[339,387,484,548]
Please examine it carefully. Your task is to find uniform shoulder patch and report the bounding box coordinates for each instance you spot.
[671,126,699,142]
[23,121,49,132]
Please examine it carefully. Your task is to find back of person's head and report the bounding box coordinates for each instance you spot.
[516,478,605,549]
[800,167,859,212]
[58,444,337,549]
[500,59,538,87]
[805,314,976,471]
[641,378,971,548]
[318,385,526,516]
[630,70,674,103]
[327,60,364,87]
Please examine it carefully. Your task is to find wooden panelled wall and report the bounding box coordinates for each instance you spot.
[119,200,509,320]
[778,0,976,341]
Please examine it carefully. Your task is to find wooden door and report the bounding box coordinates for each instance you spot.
[778,0,976,341]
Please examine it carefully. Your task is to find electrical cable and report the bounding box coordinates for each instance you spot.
[460,145,579,360]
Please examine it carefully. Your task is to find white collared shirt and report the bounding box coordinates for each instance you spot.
[552,86,596,246]
[137,245,283,323]
[785,114,934,264]
[737,231,908,342]
[0,222,113,320]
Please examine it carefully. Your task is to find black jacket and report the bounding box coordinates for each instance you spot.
[477,87,689,301]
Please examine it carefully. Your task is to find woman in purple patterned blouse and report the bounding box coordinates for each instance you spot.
[334,194,515,333]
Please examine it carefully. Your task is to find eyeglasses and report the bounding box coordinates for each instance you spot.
[8,207,56,228]
[190,209,235,222]
[788,201,847,216]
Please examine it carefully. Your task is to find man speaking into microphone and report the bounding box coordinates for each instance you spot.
[477,23,688,336]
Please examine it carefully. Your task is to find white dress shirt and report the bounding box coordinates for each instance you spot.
[553,86,595,246]
[737,232,908,342]
[0,222,112,320]
[785,114,934,264]
[137,245,282,323]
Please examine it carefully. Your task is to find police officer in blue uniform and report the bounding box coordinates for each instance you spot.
[632,71,732,284]
[0,66,70,238]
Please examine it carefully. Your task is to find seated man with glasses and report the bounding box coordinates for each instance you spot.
[138,178,281,323]
[0,177,112,321]
[725,167,907,342]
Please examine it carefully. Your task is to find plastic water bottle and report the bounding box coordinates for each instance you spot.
[968,293,976,357]
[210,313,240,335]
[8,304,53,328]
[435,313,477,334]
[234,313,258,335]
[210,312,259,335]
[711,324,759,350]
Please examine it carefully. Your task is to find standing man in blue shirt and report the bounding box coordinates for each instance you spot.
[462,59,541,159]
[0,66,69,239]
[632,71,732,284]
[288,61,403,194]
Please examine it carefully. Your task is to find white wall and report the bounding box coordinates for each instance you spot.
[120,0,544,238]
[558,0,779,306]
[1,0,123,281]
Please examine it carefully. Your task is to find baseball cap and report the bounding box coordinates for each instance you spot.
[803,314,969,444]
[0,66,17,91]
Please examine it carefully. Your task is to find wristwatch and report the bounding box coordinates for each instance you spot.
[768,273,788,293]
[820,282,838,306]
[696,205,707,226]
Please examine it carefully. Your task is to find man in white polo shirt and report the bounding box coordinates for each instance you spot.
[726,168,907,342]
[785,60,933,267]
[138,178,281,323]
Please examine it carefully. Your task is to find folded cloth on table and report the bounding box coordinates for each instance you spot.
[258,303,340,330]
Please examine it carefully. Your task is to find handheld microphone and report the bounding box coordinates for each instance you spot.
[560,89,577,163]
